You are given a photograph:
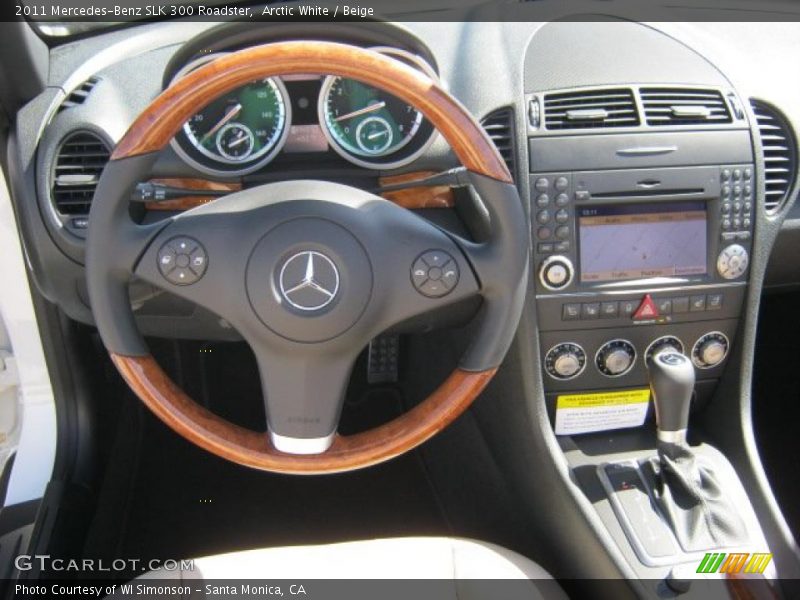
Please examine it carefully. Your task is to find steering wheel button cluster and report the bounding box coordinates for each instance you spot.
[157,237,208,285]
[411,250,459,297]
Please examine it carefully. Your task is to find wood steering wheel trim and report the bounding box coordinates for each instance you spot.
[112,354,496,475]
[107,41,510,474]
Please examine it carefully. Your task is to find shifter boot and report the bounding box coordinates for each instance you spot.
[645,441,748,553]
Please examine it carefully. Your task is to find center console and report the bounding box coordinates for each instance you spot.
[531,134,754,417]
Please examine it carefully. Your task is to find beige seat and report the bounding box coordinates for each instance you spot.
[116,537,568,599]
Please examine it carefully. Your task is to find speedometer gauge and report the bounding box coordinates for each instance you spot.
[169,54,291,176]
[318,47,438,169]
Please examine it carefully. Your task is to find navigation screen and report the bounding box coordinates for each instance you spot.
[578,201,707,283]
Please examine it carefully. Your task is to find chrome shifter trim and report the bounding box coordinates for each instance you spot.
[657,429,687,445]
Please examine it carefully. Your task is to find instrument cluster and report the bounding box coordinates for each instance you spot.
[169,47,438,176]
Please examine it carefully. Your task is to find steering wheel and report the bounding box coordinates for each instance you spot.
[87,42,528,475]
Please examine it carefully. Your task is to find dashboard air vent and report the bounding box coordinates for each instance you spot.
[480,108,516,177]
[640,88,732,126]
[751,100,797,213]
[51,132,111,216]
[58,77,100,112]
[543,88,639,130]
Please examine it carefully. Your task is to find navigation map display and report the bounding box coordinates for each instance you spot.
[578,201,707,283]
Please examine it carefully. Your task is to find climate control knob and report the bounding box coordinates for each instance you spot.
[539,255,574,290]
[692,332,730,369]
[545,343,586,380]
[645,335,685,365]
[596,339,637,377]
[717,244,749,280]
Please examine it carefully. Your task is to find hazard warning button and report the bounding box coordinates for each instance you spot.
[632,294,659,321]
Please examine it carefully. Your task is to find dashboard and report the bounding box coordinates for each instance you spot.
[7,17,800,429]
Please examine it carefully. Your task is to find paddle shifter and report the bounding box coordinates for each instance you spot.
[647,350,694,445]
[645,349,747,552]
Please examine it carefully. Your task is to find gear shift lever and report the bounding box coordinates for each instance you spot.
[647,351,694,445]
[644,349,747,552]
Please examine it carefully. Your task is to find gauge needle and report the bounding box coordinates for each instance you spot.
[200,103,242,144]
[367,130,389,140]
[333,101,386,122]
[227,132,249,148]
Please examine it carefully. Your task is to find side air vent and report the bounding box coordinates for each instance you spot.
[51,132,111,216]
[751,100,797,213]
[543,88,639,130]
[640,88,732,126]
[481,108,516,177]
[58,77,100,112]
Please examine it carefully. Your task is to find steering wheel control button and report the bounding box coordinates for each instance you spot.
[596,339,637,377]
[692,332,730,369]
[158,237,207,285]
[412,250,459,298]
[717,244,749,279]
[545,343,587,381]
[538,255,574,290]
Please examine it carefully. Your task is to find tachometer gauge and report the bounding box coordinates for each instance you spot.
[318,47,438,169]
[170,54,291,176]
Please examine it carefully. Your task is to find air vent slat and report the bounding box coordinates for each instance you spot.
[751,100,797,213]
[480,108,515,180]
[57,77,100,112]
[640,88,732,126]
[544,88,639,131]
[51,132,111,217]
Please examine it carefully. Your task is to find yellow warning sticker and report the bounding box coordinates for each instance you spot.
[555,389,650,436]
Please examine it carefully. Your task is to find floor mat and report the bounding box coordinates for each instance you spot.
[83,340,450,571]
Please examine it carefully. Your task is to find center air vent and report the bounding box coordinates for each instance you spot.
[480,108,516,177]
[751,100,797,213]
[51,132,110,217]
[640,88,732,126]
[544,88,639,130]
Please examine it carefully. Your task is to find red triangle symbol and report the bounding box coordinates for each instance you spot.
[632,294,659,320]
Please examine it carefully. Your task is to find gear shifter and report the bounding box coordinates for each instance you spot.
[645,350,747,552]
[647,350,695,445]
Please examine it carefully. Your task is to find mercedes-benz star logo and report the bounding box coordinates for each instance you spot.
[278,251,340,312]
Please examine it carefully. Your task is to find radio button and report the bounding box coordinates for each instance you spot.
[554,241,570,253]
[743,218,752,229]
[733,169,742,181]
[707,294,723,310]
[743,201,752,212]
[690,295,706,311]
[538,243,554,253]
[672,297,690,313]
[555,176,569,191]
[535,177,549,192]
[536,194,550,208]
[563,303,581,320]
[600,302,619,319]
[620,300,638,317]
[737,231,751,241]
[722,185,731,197]
[744,168,752,180]
[722,218,732,230]
[721,202,732,214]
[537,210,551,224]
[722,232,737,242]
[655,298,672,314]
[539,255,574,290]
[574,190,591,202]
[582,303,600,319]
[555,209,570,224]
[537,227,552,240]
[721,169,731,182]
[555,225,570,240]
[733,201,742,212]
[733,217,742,229]
[555,193,570,207]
